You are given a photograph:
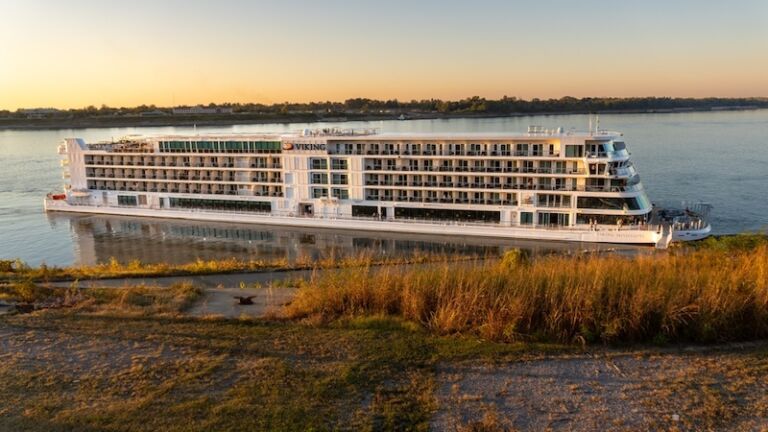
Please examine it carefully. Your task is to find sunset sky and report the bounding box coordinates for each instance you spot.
[1,0,767,110]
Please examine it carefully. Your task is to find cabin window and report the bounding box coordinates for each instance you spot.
[332,188,349,199]
[117,195,138,206]
[310,172,328,184]
[310,158,328,170]
[331,173,348,185]
[565,145,584,158]
[312,187,329,198]
[330,159,348,170]
[352,205,378,217]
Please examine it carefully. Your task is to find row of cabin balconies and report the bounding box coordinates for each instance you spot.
[358,150,561,157]
[362,191,571,209]
[86,168,282,183]
[364,190,518,206]
[365,174,572,188]
[86,180,284,197]
[330,149,564,157]
[329,142,559,156]
[85,162,283,170]
[362,180,638,193]
[84,155,282,169]
[364,164,585,175]
[86,175,284,185]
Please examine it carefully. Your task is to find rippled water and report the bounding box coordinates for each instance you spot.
[1,110,766,266]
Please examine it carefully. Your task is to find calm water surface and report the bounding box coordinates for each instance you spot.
[1,111,766,266]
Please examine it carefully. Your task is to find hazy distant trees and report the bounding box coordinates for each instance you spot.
[5,96,767,119]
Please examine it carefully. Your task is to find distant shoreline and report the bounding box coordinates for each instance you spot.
[0,105,764,131]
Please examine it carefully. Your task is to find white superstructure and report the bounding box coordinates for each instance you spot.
[45,127,711,246]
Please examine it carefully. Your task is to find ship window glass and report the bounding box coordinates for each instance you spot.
[310,158,328,169]
[331,173,348,185]
[331,159,348,170]
[565,145,583,158]
[312,187,328,198]
[520,212,533,225]
[331,188,349,199]
[538,212,570,226]
[394,207,500,223]
[538,194,571,208]
[168,197,270,213]
[311,172,328,184]
[117,195,138,206]
[352,205,378,217]
[576,213,648,225]
[577,196,644,210]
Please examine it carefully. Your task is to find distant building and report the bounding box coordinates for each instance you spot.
[172,106,234,115]
[140,110,168,117]
[18,108,60,119]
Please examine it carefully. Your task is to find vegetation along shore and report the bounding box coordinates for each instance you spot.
[0,233,766,430]
[2,96,766,130]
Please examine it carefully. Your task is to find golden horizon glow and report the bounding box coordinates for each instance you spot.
[1,1,767,110]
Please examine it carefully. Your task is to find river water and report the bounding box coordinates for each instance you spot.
[1,110,766,266]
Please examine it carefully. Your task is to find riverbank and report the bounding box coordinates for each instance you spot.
[1,105,764,130]
[2,233,761,284]
[0,234,766,430]
[0,252,486,283]
[1,310,766,431]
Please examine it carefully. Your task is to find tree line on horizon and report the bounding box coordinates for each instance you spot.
[3,96,767,118]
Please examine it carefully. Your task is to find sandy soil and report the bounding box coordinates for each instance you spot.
[432,344,768,431]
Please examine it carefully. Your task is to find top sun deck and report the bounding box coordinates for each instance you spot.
[86,127,621,148]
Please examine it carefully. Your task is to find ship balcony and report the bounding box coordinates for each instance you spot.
[577,184,642,193]
[364,166,586,175]
[586,149,629,160]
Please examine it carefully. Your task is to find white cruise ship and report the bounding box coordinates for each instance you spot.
[45,126,711,247]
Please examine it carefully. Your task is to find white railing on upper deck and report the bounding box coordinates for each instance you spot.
[299,127,379,137]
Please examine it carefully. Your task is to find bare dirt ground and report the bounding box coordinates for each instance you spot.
[2,285,767,431]
[0,325,190,375]
[432,343,768,431]
[187,285,297,318]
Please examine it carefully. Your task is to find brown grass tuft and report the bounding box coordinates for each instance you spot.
[284,245,768,344]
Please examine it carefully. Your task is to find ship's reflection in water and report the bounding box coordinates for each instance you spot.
[47,213,647,266]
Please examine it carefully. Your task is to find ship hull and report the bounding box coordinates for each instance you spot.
[44,198,662,245]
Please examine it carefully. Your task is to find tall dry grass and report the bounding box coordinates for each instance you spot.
[285,245,768,344]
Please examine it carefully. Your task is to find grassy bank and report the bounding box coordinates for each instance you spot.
[0,301,541,431]
[0,251,485,283]
[1,235,767,430]
[1,294,766,431]
[285,239,768,344]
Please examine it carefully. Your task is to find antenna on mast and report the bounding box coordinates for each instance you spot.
[595,114,600,133]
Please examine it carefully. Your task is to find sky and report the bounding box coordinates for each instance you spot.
[0,0,767,109]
